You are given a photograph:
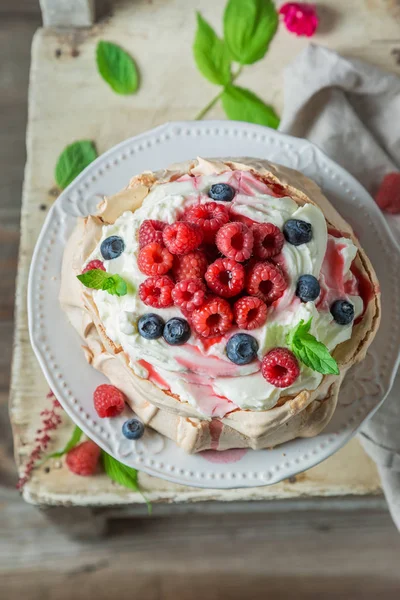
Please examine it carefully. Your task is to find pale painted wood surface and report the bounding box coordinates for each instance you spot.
[39,0,95,27]
[10,0,400,506]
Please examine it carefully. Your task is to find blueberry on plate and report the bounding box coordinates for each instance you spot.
[163,317,191,345]
[330,299,355,325]
[138,313,164,339]
[208,183,235,202]
[100,235,125,260]
[226,333,259,365]
[283,219,312,246]
[296,274,320,302]
[122,418,145,440]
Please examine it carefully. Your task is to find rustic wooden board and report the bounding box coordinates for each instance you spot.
[9,0,400,506]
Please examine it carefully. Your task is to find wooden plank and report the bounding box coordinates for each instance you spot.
[10,0,400,505]
[1,486,400,599]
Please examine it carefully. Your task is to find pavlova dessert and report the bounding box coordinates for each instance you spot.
[60,158,381,452]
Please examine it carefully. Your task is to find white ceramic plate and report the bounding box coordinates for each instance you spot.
[28,121,400,489]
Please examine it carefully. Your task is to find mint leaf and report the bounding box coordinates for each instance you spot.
[96,41,139,95]
[223,0,278,65]
[294,334,340,375]
[48,425,83,459]
[221,85,280,128]
[102,274,128,296]
[193,12,231,86]
[287,318,339,376]
[77,269,128,297]
[102,451,151,514]
[55,140,97,189]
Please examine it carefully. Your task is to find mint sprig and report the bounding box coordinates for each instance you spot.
[193,0,279,124]
[286,318,340,376]
[55,140,97,190]
[77,269,128,297]
[96,41,139,95]
[102,451,151,514]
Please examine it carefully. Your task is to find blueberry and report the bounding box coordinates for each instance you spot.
[296,274,320,302]
[122,418,145,440]
[163,318,191,345]
[283,219,312,246]
[100,235,125,260]
[208,183,235,202]
[330,300,355,325]
[138,313,164,339]
[226,333,259,365]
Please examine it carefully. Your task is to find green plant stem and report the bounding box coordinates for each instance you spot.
[195,66,243,120]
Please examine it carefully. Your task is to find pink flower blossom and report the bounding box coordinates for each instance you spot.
[279,3,318,37]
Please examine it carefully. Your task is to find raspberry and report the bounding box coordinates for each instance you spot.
[246,261,287,305]
[172,278,206,312]
[375,172,400,214]
[137,242,173,276]
[139,275,174,308]
[205,258,245,298]
[234,296,267,330]
[216,222,254,262]
[93,383,126,418]
[184,202,229,242]
[192,297,233,338]
[139,219,166,248]
[163,221,203,255]
[172,250,208,281]
[261,348,300,388]
[82,260,105,273]
[252,222,284,259]
[66,440,101,476]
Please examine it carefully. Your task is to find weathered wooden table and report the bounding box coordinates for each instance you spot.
[10,0,400,526]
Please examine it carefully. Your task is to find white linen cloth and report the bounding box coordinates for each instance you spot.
[279,44,400,529]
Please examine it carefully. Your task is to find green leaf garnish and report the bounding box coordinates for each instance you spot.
[47,425,83,459]
[77,269,128,297]
[286,318,340,376]
[55,140,97,189]
[102,451,151,514]
[193,12,232,86]
[221,84,280,128]
[96,41,139,95]
[223,0,278,65]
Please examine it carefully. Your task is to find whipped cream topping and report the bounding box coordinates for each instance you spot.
[86,166,363,416]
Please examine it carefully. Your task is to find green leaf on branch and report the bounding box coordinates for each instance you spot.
[221,84,280,128]
[193,12,232,86]
[223,0,278,65]
[96,40,139,95]
[102,451,152,514]
[55,141,98,189]
[48,426,83,459]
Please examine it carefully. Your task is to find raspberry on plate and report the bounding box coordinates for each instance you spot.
[82,259,105,274]
[66,440,101,476]
[234,296,267,330]
[184,202,229,242]
[93,384,126,418]
[139,219,166,248]
[137,242,173,276]
[172,250,208,281]
[205,258,245,298]
[192,297,233,338]
[139,275,174,308]
[261,348,300,388]
[163,221,203,255]
[172,278,206,312]
[252,222,284,259]
[216,222,254,262]
[246,261,287,305]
